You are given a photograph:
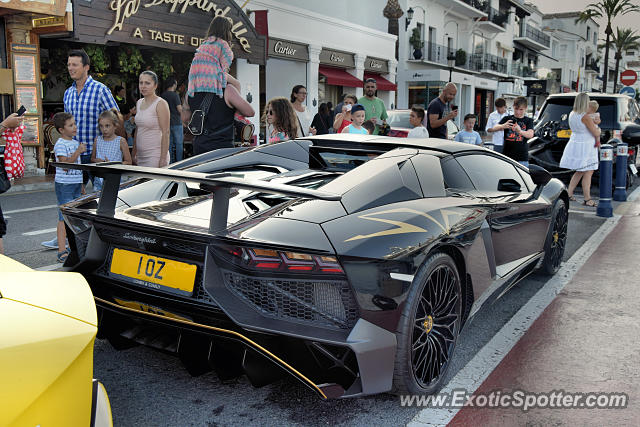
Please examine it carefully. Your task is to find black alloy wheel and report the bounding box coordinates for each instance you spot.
[541,199,568,275]
[393,252,462,394]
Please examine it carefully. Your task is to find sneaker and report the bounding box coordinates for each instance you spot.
[41,237,58,250]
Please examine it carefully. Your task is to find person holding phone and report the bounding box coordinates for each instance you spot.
[498,96,535,167]
[427,82,458,139]
[333,94,358,133]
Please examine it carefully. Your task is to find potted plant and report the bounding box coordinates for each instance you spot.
[409,27,424,60]
[455,49,467,66]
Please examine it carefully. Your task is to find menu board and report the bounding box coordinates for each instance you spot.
[21,116,40,146]
[11,44,43,149]
[13,54,37,84]
[15,87,38,114]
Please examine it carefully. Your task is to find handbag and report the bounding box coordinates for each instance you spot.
[0,147,10,194]
[188,93,214,136]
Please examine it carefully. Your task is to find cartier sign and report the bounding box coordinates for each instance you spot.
[268,38,309,62]
[319,48,355,68]
[364,57,389,73]
[72,0,266,64]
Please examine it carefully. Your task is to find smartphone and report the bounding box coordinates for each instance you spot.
[451,105,459,111]
[16,105,26,116]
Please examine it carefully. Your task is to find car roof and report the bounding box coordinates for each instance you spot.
[546,92,631,99]
[300,133,486,154]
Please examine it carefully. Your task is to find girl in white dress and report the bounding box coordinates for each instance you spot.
[559,92,601,206]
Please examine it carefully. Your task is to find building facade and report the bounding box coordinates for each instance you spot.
[541,12,600,93]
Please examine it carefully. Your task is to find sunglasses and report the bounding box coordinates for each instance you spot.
[267,109,275,115]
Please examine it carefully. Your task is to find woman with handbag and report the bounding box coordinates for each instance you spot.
[0,113,24,254]
[185,16,254,155]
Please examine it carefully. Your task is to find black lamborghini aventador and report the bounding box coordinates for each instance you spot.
[56,134,569,399]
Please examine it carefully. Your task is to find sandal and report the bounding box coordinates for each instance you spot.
[568,195,577,201]
[57,248,70,263]
[583,199,597,207]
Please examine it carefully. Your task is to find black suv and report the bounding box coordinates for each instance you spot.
[529,93,640,181]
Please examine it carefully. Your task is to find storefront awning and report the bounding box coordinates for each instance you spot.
[318,66,363,88]
[363,72,397,91]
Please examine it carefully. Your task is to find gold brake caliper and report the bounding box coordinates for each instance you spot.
[423,315,433,333]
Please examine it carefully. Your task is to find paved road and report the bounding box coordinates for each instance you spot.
[0,184,627,426]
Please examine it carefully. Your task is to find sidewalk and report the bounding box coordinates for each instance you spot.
[447,197,640,425]
[3,174,54,194]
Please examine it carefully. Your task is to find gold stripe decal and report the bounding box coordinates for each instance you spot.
[345,208,462,242]
[96,297,328,399]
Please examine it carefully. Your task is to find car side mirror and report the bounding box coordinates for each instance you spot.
[497,178,522,192]
[529,164,552,187]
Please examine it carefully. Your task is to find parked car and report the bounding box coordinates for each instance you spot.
[529,93,640,182]
[386,109,459,139]
[56,135,567,399]
[0,255,112,426]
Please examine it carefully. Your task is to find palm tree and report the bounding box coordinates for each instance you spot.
[576,0,640,93]
[607,28,640,92]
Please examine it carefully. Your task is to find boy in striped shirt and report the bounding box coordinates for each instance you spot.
[52,112,86,262]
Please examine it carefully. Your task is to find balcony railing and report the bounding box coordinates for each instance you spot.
[481,53,508,74]
[423,42,456,65]
[586,59,599,73]
[408,41,483,73]
[460,0,488,12]
[511,62,536,77]
[520,24,550,48]
[489,8,509,27]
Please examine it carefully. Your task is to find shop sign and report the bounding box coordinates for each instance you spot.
[32,16,66,28]
[319,49,355,68]
[364,57,389,73]
[73,0,266,64]
[268,38,308,62]
[525,79,547,95]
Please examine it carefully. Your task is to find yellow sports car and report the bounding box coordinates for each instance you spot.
[0,255,112,426]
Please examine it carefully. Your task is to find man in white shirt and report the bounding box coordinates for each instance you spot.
[485,97,508,153]
[407,107,429,138]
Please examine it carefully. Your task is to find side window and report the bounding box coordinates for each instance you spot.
[627,100,639,122]
[455,154,527,193]
[441,156,475,190]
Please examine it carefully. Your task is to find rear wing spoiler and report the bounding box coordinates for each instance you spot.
[52,162,341,234]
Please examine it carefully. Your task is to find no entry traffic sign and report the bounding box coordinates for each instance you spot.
[620,70,637,86]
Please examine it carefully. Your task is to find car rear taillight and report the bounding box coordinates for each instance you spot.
[628,147,635,156]
[222,246,344,274]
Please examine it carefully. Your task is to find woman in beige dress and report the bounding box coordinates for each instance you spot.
[133,71,170,167]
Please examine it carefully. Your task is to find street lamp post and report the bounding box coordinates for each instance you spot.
[405,5,426,59]
[447,55,456,82]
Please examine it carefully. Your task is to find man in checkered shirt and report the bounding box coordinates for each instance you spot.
[63,49,118,187]
[42,49,118,250]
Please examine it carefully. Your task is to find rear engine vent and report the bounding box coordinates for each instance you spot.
[221,269,359,330]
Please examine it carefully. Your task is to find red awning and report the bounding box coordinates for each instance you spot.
[318,66,363,88]
[363,72,397,91]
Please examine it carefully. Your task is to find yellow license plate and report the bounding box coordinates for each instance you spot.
[110,248,196,295]
[113,298,191,321]
[557,129,572,138]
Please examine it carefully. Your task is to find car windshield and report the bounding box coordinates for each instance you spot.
[387,111,411,128]
[537,97,618,129]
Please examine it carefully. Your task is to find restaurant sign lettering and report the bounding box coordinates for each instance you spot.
[73,0,266,64]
